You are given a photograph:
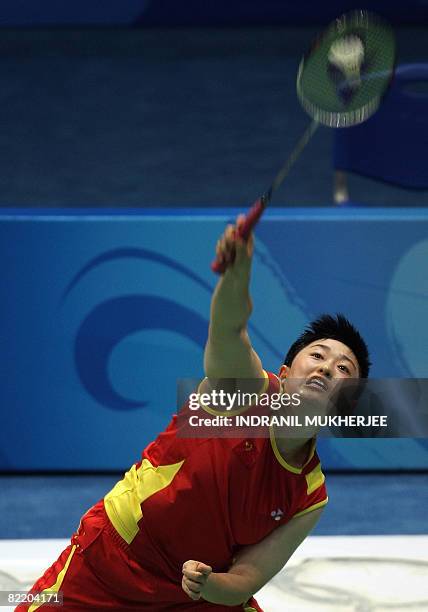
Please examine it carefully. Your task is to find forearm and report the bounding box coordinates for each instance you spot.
[203,220,262,380]
[201,571,251,606]
[209,264,252,336]
[204,268,260,380]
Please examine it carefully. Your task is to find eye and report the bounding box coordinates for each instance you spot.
[338,364,350,374]
[311,352,323,359]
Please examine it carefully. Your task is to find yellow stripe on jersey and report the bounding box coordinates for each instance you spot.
[243,605,258,612]
[293,497,329,519]
[28,545,76,612]
[104,458,185,545]
[305,462,325,495]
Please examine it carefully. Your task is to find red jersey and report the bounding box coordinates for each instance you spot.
[20,372,327,612]
[100,371,328,609]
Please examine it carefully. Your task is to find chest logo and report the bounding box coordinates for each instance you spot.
[271,508,284,521]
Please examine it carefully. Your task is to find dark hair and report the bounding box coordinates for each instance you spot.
[283,313,371,378]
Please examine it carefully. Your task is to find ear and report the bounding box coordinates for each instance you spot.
[278,365,290,379]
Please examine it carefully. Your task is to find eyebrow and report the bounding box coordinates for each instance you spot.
[310,344,358,372]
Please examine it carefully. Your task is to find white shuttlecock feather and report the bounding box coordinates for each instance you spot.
[328,35,365,85]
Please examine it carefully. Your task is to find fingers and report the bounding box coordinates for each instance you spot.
[182,560,198,572]
[195,562,212,576]
[234,217,254,265]
[183,568,205,583]
[182,560,212,600]
[182,560,211,581]
[215,216,254,271]
[236,214,246,232]
[181,575,201,600]
[236,213,254,250]
[215,224,236,266]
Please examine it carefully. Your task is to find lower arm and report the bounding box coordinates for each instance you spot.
[210,267,252,335]
[201,572,251,606]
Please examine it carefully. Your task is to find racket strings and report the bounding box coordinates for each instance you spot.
[297,10,395,127]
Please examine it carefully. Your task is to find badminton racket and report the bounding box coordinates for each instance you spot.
[212,10,396,273]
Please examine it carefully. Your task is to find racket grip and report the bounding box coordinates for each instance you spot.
[238,196,266,240]
[210,197,266,274]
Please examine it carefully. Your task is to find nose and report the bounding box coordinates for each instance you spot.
[318,364,332,379]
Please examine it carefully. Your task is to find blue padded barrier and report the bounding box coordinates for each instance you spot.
[1,207,428,470]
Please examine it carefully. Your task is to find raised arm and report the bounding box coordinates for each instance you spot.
[204,216,264,381]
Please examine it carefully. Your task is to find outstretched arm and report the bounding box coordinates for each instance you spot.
[182,507,324,605]
[204,215,264,381]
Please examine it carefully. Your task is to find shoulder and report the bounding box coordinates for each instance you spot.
[195,370,277,416]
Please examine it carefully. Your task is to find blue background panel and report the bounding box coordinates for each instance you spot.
[1,208,428,471]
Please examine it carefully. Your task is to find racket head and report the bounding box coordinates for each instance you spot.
[297,10,396,127]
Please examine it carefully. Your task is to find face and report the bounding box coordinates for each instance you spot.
[279,338,360,409]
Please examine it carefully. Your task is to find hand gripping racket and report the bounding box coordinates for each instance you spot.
[211,10,396,273]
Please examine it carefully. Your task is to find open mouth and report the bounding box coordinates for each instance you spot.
[305,377,328,392]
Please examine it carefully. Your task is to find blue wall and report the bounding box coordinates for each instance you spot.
[1,208,428,471]
[0,1,427,26]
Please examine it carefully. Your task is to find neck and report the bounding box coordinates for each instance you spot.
[273,432,315,468]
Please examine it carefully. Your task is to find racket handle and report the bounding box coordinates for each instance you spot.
[211,197,266,274]
[238,196,266,239]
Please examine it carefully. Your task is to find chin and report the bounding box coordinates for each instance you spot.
[299,386,331,413]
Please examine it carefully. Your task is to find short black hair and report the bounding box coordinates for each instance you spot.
[283,313,371,378]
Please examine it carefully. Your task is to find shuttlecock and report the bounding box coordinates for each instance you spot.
[328,35,365,86]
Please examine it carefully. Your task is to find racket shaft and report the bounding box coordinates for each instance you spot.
[271,120,319,193]
[211,120,319,274]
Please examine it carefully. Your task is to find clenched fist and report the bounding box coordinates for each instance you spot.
[215,214,254,273]
[182,560,212,601]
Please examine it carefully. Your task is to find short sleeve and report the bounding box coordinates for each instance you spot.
[293,463,329,518]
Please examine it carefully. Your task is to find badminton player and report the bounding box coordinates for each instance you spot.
[17,217,370,611]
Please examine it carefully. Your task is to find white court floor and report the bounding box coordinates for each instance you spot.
[0,536,427,611]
